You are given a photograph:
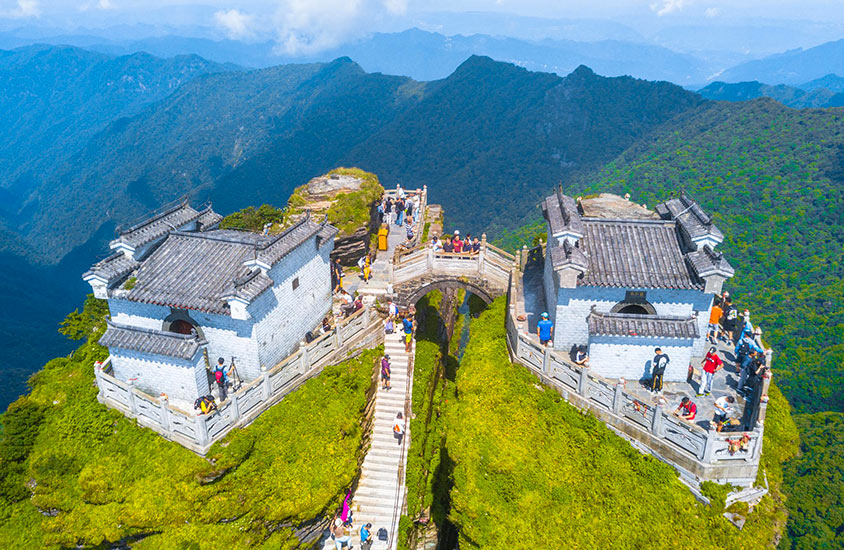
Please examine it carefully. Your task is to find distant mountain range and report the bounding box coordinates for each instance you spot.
[716,39,844,85]
[698,81,844,108]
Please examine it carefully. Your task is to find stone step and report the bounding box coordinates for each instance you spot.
[354,492,399,508]
[363,446,403,461]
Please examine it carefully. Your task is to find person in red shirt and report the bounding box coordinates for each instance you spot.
[698,346,724,397]
[674,397,697,421]
[452,232,463,253]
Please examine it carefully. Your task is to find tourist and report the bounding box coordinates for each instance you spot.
[463,233,472,254]
[651,348,669,393]
[734,309,753,347]
[471,236,481,254]
[194,394,217,414]
[698,346,724,397]
[353,294,363,313]
[674,396,697,422]
[713,395,736,433]
[405,216,414,242]
[339,289,354,317]
[452,231,464,253]
[357,254,371,283]
[405,198,413,219]
[333,258,344,294]
[722,297,738,344]
[321,317,332,334]
[331,516,351,550]
[381,355,391,390]
[360,523,373,550]
[574,346,589,366]
[385,316,394,334]
[393,412,405,444]
[707,300,723,344]
[385,196,393,224]
[377,200,385,224]
[432,235,442,252]
[736,349,758,396]
[213,357,229,400]
[396,197,405,226]
[396,183,406,199]
[402,313,414,352]
[387,298,399,320]
[537,312,554,346]
[442,236,454,253]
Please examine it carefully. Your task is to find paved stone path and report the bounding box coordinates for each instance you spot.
[321,331,411,550]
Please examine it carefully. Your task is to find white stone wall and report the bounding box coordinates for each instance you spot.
[552,286,712,356]
[251,235,333,372]
[110,348,209,403]
[109,300,170,330]
[542,236,559,324]
[587,335,694,382]
[190,311,261,381]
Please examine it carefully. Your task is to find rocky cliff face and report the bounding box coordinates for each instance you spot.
[288,169,383,266]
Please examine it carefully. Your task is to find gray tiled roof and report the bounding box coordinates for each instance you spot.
[83,252,140,284]
[543,190,584,238]
[655,193,724,245]
[686,245,735,279]
[196,207,223,231]
[588,311,700,339]
[579,219,701,290]
[549,240,589,271]
[100,321,205,359]
[112,202,206,249]
[126,217,328,315]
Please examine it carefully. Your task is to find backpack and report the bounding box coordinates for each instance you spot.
[214,369,224,383]
[377,527,388,541]
[738,341,751,359]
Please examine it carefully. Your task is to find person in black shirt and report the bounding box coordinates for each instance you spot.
[442,237,454,253]
[651,348,670,393]
[385,197,393,224]
[722,297,739,345]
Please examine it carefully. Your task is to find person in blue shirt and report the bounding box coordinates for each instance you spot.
[537,312,554,346]
[360,522,373,550]
[402,314,414,352]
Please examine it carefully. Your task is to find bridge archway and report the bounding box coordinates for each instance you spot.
[397,277,497,308]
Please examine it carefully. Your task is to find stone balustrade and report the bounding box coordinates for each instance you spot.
[504,265,766,488]
[94,306,384,455]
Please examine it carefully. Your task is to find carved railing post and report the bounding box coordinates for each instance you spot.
[651,405,665,437]
[613,379,624,414]
[195,414,209,447]
[229,391,241,423]
[335,324,344,348]
[261,365,271,400]
[521,245,528,271]
[159,394,172,433]
[542,346,551,376]
[478,233,487,276]
[578,366,589,396]
[299,341,310,373]
[127,380,139,414]
[702,430,716,462]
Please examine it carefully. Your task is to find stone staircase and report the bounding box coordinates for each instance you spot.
[322,331,412,550]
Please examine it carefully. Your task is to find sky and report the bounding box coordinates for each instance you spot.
[2,0,843,55]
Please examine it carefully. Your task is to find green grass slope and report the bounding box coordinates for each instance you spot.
[445,298,798,549]
[0,296,380,549]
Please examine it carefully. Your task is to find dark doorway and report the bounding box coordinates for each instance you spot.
[169,319,195,335]
[617,304,650,315]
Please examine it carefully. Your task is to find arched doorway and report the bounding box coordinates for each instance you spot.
[610,300,657,316]
[169,319,195,335]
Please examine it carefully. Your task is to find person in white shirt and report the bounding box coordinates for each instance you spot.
[432,235,442,252]
[396,184,406,199]
[387,298,399,320]
[713,395,736,432]
[393,411,405,444]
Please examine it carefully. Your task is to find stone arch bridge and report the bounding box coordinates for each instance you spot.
[389,237,516,307]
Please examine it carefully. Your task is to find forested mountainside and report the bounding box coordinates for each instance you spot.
[1,50,702,266]
[0,45,233,231]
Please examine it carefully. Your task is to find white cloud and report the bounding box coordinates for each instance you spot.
[649,0,689,17]
[214,8,255,39]
[1,0,40,18]
[272,0,409,55]
[705,6,720,18]
[98,0,112,8]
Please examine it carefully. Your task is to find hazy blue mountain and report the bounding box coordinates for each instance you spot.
[800,73,844,92]
[0,45,236,235]
[718,39,844,84]
[0,28,712,84]
[697,80,844,108]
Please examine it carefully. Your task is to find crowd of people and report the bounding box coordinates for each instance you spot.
[429,230,482,255]
[665,290,770,435]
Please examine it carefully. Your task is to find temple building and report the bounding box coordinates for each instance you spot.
[83,200,337,404]
[542,191,734,382]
